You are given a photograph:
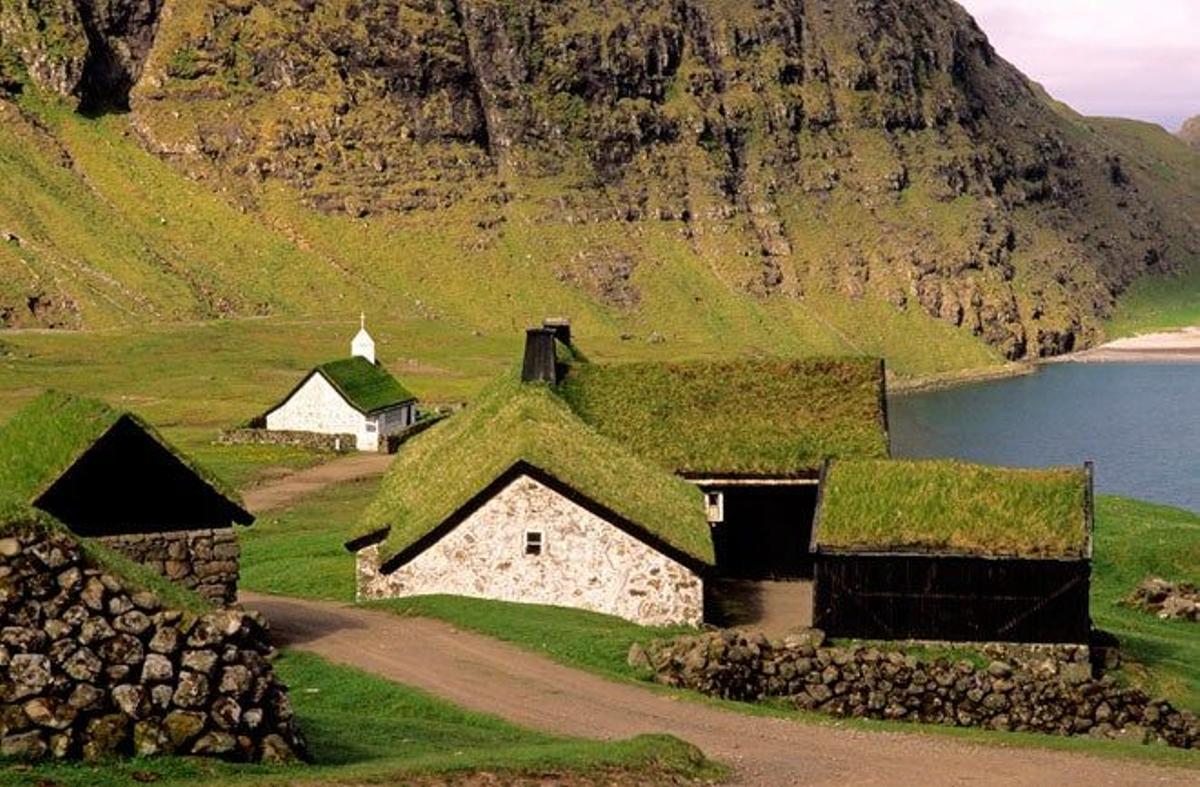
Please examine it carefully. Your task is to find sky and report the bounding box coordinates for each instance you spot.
[957,0,1199,131]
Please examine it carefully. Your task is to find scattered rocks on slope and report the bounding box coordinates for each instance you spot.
[0,524,307,763]
[633,630,1198,749]
[1128,578,1200,622]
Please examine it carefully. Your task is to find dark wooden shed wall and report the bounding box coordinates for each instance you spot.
[813,553,1091,644]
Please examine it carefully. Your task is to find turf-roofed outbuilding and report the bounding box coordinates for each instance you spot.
[346,372,713,626]
[557,355,890,579]
[811,459,1095,644]
[0,391,252,604]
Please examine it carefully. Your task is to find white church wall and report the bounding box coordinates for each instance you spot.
[266,374,378,451]
[356,473,704,626]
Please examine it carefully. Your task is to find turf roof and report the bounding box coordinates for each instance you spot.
[314,357,415,414]
[555,357,889,476]
[815,459,1091,558]
[354,371,714,567]
[0,390,244,508]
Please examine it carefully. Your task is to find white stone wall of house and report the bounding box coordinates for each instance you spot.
[356,474,704,626]
[265,374,376,451]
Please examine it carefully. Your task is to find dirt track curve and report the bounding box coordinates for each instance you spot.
[241,593,1197,787]
[242,453,393,513]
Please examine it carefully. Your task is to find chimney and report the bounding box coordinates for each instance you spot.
[542,317,572,346]
[522,328,559,384]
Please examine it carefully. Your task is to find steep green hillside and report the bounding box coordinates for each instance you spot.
[1,0,1197,367]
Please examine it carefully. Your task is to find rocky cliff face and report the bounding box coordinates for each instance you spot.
[1181,116,1200,151]
[2,0,1197,359]
[0,0,163,109]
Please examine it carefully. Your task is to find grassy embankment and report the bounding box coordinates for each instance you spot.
[0,651,712,787]
[238,487,1200,767]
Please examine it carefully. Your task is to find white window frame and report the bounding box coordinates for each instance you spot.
[705,491,725,523]
[524,530,544,556]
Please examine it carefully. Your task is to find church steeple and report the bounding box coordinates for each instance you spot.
[352,313,376,364]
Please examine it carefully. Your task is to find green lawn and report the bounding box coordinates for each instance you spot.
[0,651,713,786]
[239,477,381,602]
[1091,497,1200,709]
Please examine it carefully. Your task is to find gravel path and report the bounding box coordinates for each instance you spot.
[242,453,393,513]
[241,592,1198,786]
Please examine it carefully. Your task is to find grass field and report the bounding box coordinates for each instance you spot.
[239,477,379,602]
[0,651,713,786]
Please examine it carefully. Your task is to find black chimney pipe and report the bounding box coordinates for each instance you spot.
[522,328,559,384]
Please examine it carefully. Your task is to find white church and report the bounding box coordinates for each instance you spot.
[264,318,418,452]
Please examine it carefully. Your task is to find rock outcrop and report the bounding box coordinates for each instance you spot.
[634,629,1198,749]
[1128,578,1199,622]
[0,518,306,763]
[1180,116,1200,151]
[0,0,163,108]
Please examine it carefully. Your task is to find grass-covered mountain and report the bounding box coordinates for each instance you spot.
[1,0,1197,368]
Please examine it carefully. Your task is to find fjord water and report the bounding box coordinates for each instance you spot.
[889,363,1200,513]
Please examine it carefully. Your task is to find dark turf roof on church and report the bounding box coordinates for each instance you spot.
[270,357,415,416]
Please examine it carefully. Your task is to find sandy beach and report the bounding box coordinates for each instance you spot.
[1071,327,1200,363]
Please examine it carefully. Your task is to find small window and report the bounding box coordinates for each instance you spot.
[705,491,724,523]
[365,421,378,433]
[525,531,543,556]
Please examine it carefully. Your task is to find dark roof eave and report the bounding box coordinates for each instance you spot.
[345,526,391,552]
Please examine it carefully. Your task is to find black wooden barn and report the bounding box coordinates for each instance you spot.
[810,461,1096,644]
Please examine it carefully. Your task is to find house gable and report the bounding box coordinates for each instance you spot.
[368,461,710,577]
[355,465,704,626]
[34,416,253,536]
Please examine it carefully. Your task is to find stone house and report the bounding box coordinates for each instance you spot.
[0,391,253,605]
[264,319,417,452]
[346,323,890,625]
[346,368,713,626]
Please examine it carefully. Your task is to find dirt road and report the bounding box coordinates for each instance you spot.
[241,453,393,513]
[241,593,1197,786]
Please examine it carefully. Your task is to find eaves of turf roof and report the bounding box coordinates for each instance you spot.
[0,390,247,513]
[351,371,714,568]
[813,459,1093,559]
[267,357,415,417]
[555,356,890,476]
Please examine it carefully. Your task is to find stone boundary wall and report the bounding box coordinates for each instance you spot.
[217,429,356,453]
[633,630,1198,749]
[0,525,306,763]
[99,529,239,607]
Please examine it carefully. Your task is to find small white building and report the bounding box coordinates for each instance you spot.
[265,320,417,452]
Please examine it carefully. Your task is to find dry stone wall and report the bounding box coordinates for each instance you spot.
[634,630,1198,749]
[0,524,306,763]
[357,474,704,626]
[98,529,239,606]
[218,428,356,453]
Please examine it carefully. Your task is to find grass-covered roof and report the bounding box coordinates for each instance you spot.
[815,459,1091,558]
[354,372,714,568]
[555,357,889,476]
[316,357,415,414]
[0,390,244,508]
